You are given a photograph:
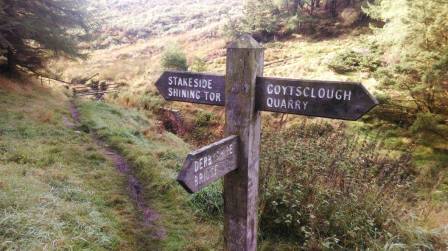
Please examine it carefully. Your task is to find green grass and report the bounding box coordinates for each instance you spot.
[0,78,223,250]
[77,100,222,250]
[0,80,144,250]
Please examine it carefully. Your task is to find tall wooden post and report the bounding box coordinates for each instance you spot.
[224,35,263,251]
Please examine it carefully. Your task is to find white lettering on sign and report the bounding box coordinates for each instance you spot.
[167,88,221,102]
[265,83,352,112]
[193,142,235,189]
[266,98,308,110]
[166,75,222,102]
[168,76,213,89]
[204,91,221,102]
[266,83,352,101]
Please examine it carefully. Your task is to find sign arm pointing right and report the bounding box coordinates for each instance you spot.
[255,76,378,121]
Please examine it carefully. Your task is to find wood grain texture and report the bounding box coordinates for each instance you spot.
[223,34,264,251]
[177,135,238,193]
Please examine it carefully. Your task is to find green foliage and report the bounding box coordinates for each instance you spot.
[410,113,446,135]
[225,0,369,40]
[284,15,301,34]
[161,45,188,71]
[0,83,139,250]
[77,100,222,249]
[224,0,281,39]
[258,122,426,249]
[260,183,389,249]
[328,47,382,73]
[189,182,224,220]
[364,0,448,189]
[409,112,448,150]
[189,57,208,73]
[0,0,90,73]
[136,92,164,112]
[365,0,448,115]
[195,110,216,127]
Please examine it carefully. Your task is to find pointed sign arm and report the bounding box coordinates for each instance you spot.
[255,76,379,121]
[177,135,239,193]
[155,70,226,106]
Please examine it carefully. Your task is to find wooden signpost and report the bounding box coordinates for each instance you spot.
[155,35,378,251]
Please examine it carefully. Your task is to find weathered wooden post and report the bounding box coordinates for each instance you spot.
[223,35,263,251]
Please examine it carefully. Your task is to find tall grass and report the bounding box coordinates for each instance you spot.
[258,120,445,250]
[77,100,223,250]
[0,79,142,250]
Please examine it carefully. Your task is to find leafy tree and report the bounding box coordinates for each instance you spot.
[225,0,281,40]
[225,0,370,40]
[365,0,448,115]
[0,0,89,74]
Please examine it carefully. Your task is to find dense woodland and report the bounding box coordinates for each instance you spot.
[0,0,447,250]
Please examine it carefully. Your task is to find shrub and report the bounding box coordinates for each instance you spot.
[189,182,223,220]
[328,48,381,74]
[161,46,188,71]
[188,119,442,249]
[257,121,434,249]
[137,92,164,112]
[223,0,281,40]
[188,110,221,144]
[195,110,215,127]
[285,15,301,34]
[189,57,207,73]
[409,112,448,149]
[328,50,362,73]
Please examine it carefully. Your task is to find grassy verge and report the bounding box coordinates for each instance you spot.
[0,77,146,250]
[77,100,222,250]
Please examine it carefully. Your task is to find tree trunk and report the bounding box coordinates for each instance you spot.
[310,0,315,14]
[326,0,337,17]
[310,0,321,14]
[346,0,352,7]
[6,48,17,73]
[289,0,300,15]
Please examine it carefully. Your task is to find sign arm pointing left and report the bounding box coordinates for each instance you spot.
[155,71,226,106]
[176,135,239,193]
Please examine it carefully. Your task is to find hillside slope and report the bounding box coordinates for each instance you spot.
[55,0,243,86]
[0,78,221,250]
[87,0,242,47]
[0,78,141,250]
